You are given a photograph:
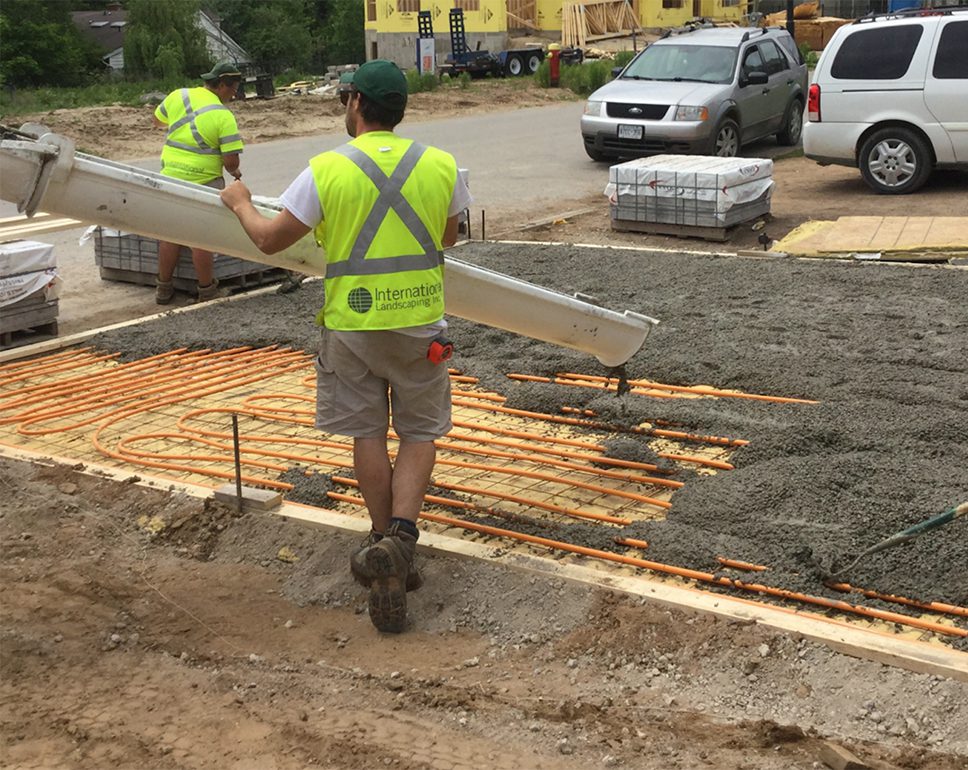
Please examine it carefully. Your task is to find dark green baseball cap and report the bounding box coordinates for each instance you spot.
[201,61,242,81]
[350,60,408,110]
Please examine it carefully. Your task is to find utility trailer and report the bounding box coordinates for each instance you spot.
[440,9,544,78]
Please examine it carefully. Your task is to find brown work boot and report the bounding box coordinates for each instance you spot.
[155,278,175,305]
[365,522,417,633]
[195,278,225,302]
[350,530,423,592]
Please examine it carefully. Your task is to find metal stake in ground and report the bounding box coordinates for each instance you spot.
[231,413,243,513]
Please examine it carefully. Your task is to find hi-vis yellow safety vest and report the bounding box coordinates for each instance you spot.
[309,132,457,331]
[155,87,243,184]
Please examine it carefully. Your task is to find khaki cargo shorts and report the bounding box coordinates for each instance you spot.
[314,328,452,442]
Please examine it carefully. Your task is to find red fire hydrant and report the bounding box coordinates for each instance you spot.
[548,43,561,87]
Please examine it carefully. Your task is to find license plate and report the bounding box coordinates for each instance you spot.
[618,124,643,140]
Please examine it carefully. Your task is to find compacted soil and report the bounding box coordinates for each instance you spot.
[2,79,968,770]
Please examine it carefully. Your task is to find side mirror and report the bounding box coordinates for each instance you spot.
[742,70,769,86]
[611,66,623,78]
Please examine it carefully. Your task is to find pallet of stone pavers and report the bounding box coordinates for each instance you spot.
[609,196,773,242]
[607,154,774,241]
[609,216,734,242]
[0,298,59,348]
[93,227,285,292]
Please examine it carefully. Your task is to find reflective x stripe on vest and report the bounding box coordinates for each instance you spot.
[324,142,444,278]
[164,89,235,155]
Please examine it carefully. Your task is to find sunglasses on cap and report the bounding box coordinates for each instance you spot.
[339,88,357,106]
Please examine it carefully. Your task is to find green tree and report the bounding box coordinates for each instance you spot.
[318,0,364,66]
[0,0,103,88]
[123,0,209,80]
[211,0,318,73]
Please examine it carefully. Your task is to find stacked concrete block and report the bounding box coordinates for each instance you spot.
[93,228,283,292]
[0,239,60,348]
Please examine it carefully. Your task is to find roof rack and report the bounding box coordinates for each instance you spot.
[853,6,964,24]
[659,17,716,38]
[741,27,769,42]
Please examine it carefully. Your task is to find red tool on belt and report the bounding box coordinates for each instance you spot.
[427,335,453,365]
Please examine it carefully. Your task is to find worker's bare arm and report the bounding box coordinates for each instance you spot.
[223,153,241,179]
[441,214,459,248]
[152,116,166,129]
[220,181,310,254]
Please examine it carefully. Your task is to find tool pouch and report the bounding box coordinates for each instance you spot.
[427,335,454,365]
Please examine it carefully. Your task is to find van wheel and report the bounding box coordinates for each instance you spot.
[859,128,932,194]
[710,119,740,157]
[776,99,803,146]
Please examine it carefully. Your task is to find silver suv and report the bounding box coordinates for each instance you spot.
[580,25,808,161]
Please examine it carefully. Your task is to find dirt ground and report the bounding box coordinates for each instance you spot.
[3,457,967,770]
[3,79,968,769]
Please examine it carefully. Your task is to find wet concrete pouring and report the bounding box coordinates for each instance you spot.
[91,241,968,648]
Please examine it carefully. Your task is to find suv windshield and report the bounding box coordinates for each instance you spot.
[622,44,737,84]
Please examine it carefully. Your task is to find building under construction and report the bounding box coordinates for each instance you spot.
[364,0,747,69]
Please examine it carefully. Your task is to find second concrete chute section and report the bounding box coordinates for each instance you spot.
[0,125,657,366]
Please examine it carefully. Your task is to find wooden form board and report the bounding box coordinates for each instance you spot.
[562,0,639,47]
[0,213,85,242]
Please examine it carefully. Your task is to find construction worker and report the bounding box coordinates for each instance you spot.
[220,59,471,634]
[276,72,354,296]
[153,60,245,304]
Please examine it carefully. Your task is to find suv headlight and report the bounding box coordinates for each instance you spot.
[674,105,709,122]
[584,100,603,116]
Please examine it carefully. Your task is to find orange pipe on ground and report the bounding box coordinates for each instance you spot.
[331,475,631,526]
[554,371,820,405]
[826,582,968,618]
[326,494,966,639]
[617,537,650,549]
[717,557,768,572]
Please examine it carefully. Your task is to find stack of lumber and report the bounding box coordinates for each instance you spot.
[562,0,639,48]
[765,7,852,50]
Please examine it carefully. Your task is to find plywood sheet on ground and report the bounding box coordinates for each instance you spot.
[772,216,968,260]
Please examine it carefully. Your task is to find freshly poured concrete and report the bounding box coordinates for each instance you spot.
[91,242,968,645]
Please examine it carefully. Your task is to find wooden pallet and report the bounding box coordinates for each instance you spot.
[0,302,58,349]
[610,217,730,242]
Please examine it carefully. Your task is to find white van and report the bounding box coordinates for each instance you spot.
[803,8,968,194]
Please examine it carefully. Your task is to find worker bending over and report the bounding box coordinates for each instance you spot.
[220,60,471,633]
[154,61,244,304]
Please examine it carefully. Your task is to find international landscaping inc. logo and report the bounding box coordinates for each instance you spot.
[347,287,373,314]
[346,282,442,314]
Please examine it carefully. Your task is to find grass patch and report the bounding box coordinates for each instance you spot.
[536,58,617,96]
[0,80,182,117]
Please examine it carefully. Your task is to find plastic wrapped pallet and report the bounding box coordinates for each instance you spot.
[605,155,774,229]
[0,239,56,277]
[0,240,59,345]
